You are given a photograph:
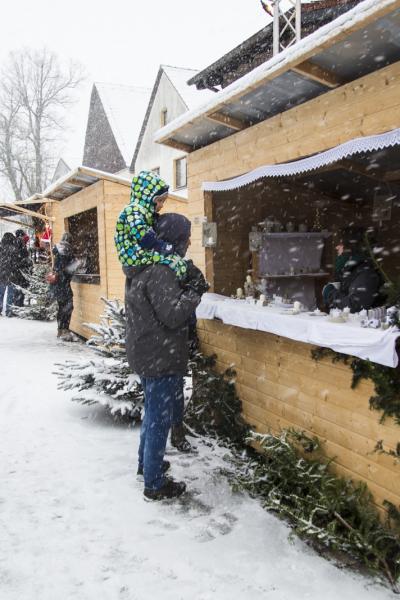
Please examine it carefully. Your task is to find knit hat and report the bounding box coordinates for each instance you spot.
[339,226,366,251]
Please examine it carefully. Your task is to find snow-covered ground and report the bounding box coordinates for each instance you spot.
[0,317,394,599]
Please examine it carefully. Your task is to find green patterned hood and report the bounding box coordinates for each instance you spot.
[129,170,169,220]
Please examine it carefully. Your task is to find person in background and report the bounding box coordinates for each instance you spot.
[32,230,41,263]
[0,232,19,316]
[49,232,80,340]
[124,214,209,500]
[323,226,384,313]
[13,229,33,308]
[155,213,200,453]
[40,223,52,260]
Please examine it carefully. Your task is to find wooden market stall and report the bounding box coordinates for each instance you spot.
[155,0,400,512]
[41,166,187,338]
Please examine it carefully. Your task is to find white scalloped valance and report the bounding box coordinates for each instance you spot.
[202,128,400,192]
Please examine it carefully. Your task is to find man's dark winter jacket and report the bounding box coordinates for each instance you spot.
[326,255,384,313]
[124,264,201,377]
[14,238,32,287]
[0,238,19,285]
[50,245,75,302]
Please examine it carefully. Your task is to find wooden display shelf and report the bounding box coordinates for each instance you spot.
[260,232,332,238]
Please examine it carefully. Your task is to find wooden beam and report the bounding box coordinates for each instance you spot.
[337,159,387,182]
[13,198,56,206]
[383,169,400,182]
[0,216,35,229]
[206,111,248,131]
[0,203,55,222]
[163,139,192,153]
[292,60,343,88]
[65,178,91,188]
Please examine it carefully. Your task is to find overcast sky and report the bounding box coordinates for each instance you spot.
[1,0,270,170]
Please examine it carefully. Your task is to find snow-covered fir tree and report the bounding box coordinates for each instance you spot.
[55,298,143,419]
[12,264,57,321]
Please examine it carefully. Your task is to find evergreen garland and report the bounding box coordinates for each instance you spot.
[185,353,249,446]
[228,429,400,591]
[311,347,400,425]
[55,298,143,419]
[12,264,57,321]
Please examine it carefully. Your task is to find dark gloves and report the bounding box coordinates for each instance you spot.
[139,229,175,255]
[183,260,210,296]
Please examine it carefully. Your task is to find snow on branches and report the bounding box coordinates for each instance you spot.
[12,264,57,321]
[55,298,143,419]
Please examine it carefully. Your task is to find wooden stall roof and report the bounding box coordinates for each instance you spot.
[37,166,132,202]
[155,0,400,152]
[18,165,187,205]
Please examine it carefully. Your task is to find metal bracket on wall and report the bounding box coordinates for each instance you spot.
[202,222,217,247]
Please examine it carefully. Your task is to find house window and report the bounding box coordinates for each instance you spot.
[161,108,168,127]
[151,167,160,176]
[174,156,187,189]
[67,207,100,284]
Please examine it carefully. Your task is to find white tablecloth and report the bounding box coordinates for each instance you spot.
[196,293,400,368]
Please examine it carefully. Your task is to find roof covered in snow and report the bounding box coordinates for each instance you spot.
[188,0,363,91]
[22,166,186,204]
[95,83,151,166]
[155,0,400,152]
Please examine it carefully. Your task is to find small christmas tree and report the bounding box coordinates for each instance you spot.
[55,298,143,419]
[12,264,57,321]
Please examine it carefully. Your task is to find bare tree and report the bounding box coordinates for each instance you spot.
[0,48,83,199]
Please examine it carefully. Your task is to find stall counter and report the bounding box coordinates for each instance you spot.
[196,294,400,368]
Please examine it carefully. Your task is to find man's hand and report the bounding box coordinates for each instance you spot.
[183,260,210,296]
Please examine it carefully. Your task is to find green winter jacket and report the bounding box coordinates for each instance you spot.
[114,170,187,279]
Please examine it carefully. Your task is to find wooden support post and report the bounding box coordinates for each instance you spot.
[204,191,215,292]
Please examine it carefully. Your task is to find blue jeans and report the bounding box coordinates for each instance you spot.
[138,375,183,490]
[0,283,15,316]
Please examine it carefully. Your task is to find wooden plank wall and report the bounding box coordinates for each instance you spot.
[198,319,400,512]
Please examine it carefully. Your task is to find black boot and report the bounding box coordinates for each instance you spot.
[144,477,186,501]
[171,424,192,453]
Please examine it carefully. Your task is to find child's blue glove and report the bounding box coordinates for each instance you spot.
[139,229,175,255]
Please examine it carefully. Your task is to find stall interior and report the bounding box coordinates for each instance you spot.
[208,145,400,310]
[67,207,100,284]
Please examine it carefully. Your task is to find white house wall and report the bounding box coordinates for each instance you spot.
[135,72,188,196]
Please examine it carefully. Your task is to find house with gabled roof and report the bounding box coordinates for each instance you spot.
[51,158,71,184]
[83,83,151,175]
[132,65,214,200]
